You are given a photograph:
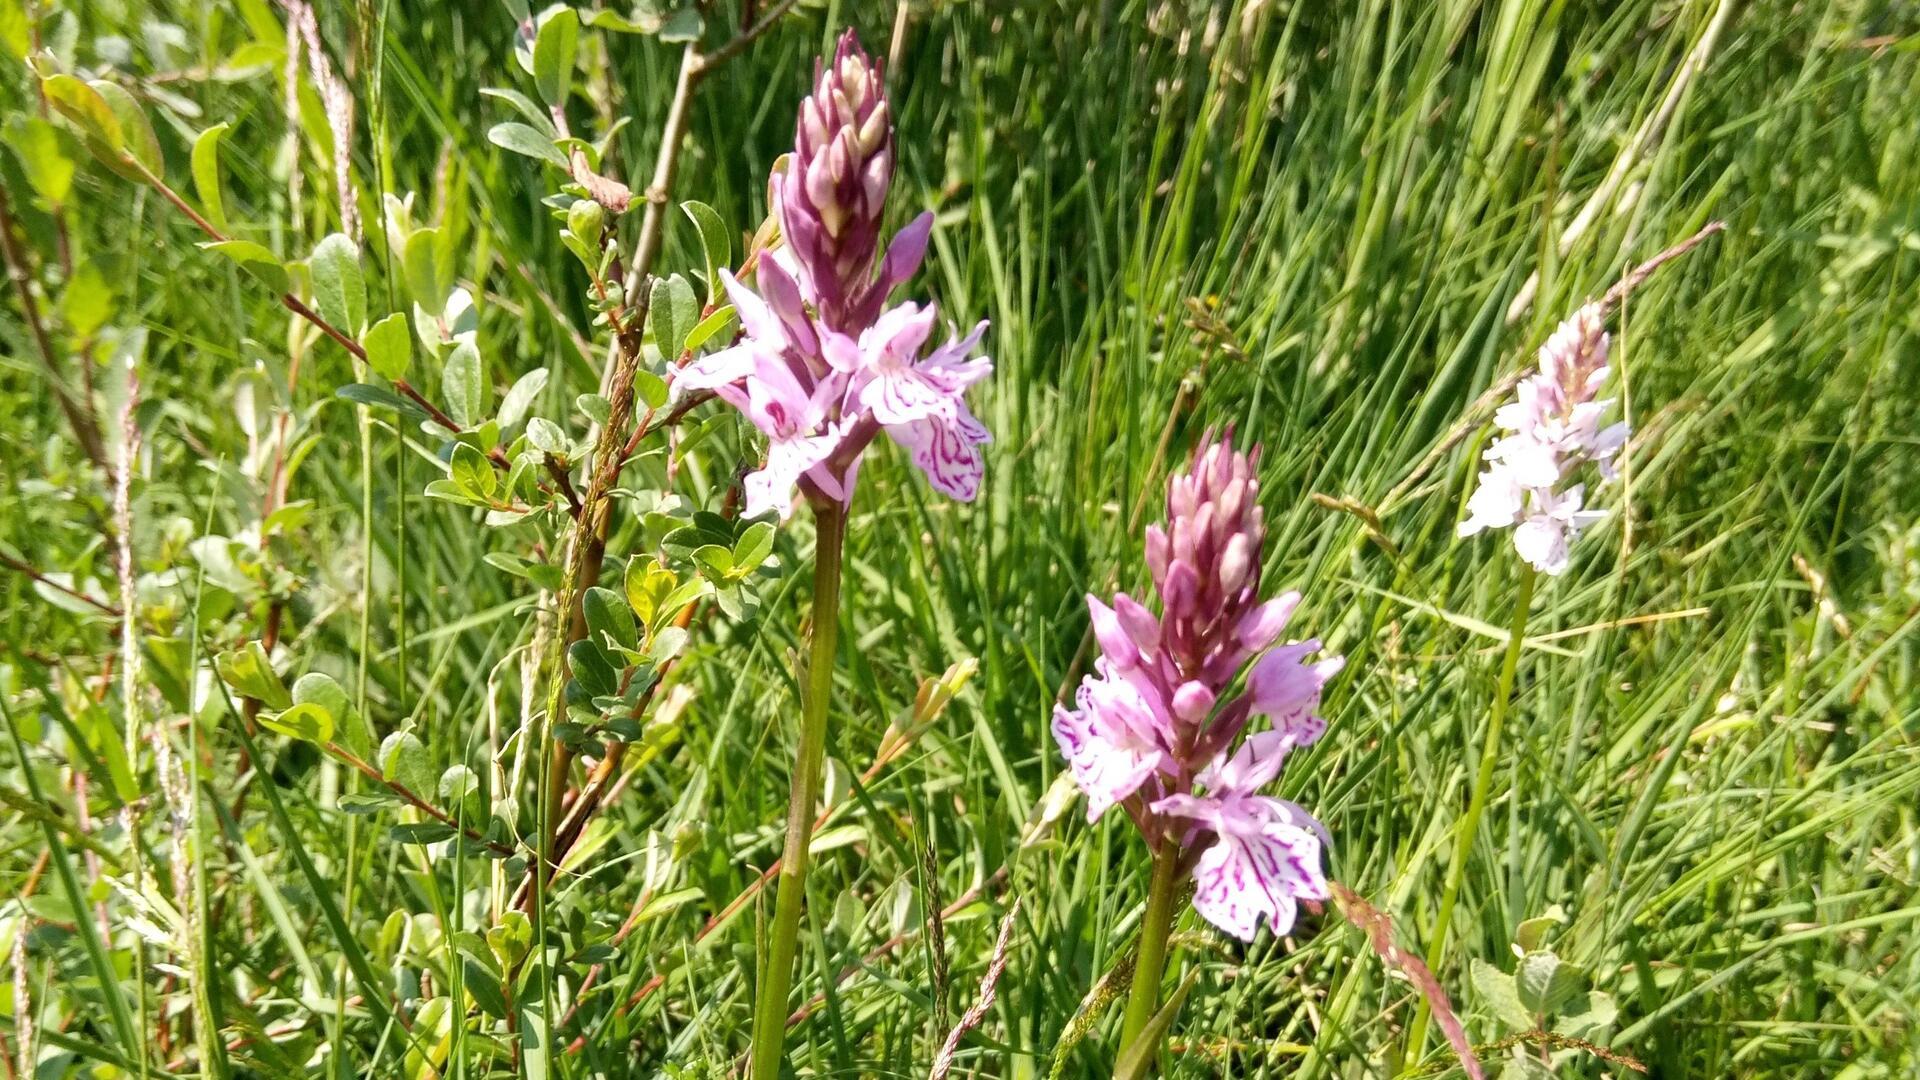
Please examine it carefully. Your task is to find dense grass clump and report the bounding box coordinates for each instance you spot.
[2,1,1916,1077]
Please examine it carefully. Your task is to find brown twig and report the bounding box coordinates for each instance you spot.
[0,180,108,468]
[0,551,122,617]
[543,454,585,519]
[127,160,485,446]
[322,742,518,859]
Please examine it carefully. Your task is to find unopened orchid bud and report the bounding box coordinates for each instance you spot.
[1218,533,1253,595]
[777,29,894,330]
[1144,525,1171,585]
[1163,561,1199,619]
[1172,681,1216,723]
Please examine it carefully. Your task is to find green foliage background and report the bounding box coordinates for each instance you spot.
[2,0,1917,1077]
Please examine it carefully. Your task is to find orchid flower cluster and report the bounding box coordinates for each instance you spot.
[674,31,992,521]
[1052,432,1344,941]
[1457,303,1628,574]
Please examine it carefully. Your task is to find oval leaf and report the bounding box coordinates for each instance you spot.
[488,121,569,169]
[532,7,578,107]
[198,240,290,294]
[310,233,366,334]
[259,701,334,743]
[441,336,486,428]
[679,200,730,302]
[190,121,231,230]
[361,312,413,382]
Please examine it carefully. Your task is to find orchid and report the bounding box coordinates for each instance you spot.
[1458,302,1627,574]
[676,31,992,520]
[1052,431,1342,950]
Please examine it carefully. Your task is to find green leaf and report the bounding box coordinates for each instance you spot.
[575,393,611,426]
[691,543,734,581]
[633,369,668,411]
[403,227,447,316]
[1471,957,1534,1031]
[583,586,638,652]
[1113,971,1197,1080]
[624,556,677,628]
[654,578,706,631]
[5,115,76,206]
[1515,950,1586,1017]
[310,233,366,335]
[43,75,156,182]
[1554,989,1618,1039]
[683,305,736,352]
[42,76,120,149]
[568,640,618,698]
[498,367,549,428]
[732,521,775,571]
[525,417,567,455]
[337,382,429,419]
[488,121,569,169]
[1514,907,1565,953]
[647,625,687,664]
[442,336,486,428]
[338,790,406,815]
[379,730,436,797]
[0,0,27,59]
[463,958,510,1018]
[531,6,579,107]
[389,821,456,845]
[479,87,557,137]
[656,6,702,42]
[88,80,162,178]
[488,911,532,968]
[648,274,699,361]
[190,121,231,230]
[449,442,497,502]
[198,239,290,294]
[631,886,705,925]
[215,641,291,710]
[679,201,730,302]
[59,263,111,338]
[292,672,355,736]
[259,702,334,743]
[361,312,413,381]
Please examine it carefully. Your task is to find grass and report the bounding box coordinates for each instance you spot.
[2,0,1918,1077]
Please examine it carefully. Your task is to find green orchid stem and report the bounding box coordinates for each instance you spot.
[1118,840,1184,1056]
[748,498,847,1079]
[1404,561,1536,1065]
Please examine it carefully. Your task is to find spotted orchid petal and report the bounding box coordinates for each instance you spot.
[1052,659,1174,822]
[1152,792,1328,941]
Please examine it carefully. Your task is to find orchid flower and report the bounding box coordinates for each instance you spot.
[673,32,993,520]
[1458,303,1628,574]
[1052,431,1342,943]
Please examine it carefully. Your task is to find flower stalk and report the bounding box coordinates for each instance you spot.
[749,499,847,1079]
[1118,842,1184,1053]
[1405,561,1536,1059]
